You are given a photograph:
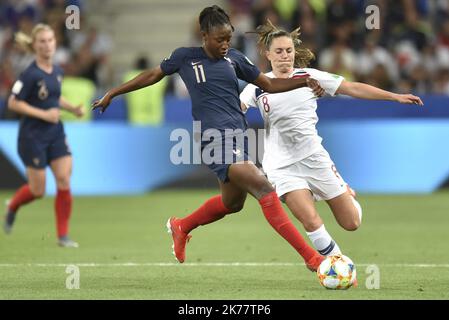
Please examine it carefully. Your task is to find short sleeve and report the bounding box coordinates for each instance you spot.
[160,48,185,75]
[231,49,260,83]
[239,83,257,110]
[11,71,33,101]
[56,65,65,78]
[304,68,344,96]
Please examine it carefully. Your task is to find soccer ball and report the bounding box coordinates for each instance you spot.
[317,254,356,290]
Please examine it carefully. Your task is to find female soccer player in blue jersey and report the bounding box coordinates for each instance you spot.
[93,5,326,270]
[4,24,84,247]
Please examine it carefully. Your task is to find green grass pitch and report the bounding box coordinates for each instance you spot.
[0,190,448,299]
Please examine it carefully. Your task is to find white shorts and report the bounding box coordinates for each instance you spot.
[266,149,347,201]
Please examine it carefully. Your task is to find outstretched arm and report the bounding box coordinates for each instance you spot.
[92,66,166,113]
[252,73,325,97]
[336,80,423,105]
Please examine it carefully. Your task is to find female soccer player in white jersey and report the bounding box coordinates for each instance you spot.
[240,20,423,257]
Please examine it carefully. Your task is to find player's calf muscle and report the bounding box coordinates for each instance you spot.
[29,186,45,198]
[302,216,323,232]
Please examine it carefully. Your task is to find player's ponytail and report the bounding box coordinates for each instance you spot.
[15,31,33,53]
[251,20,315,68]
[15,23,53,53]
[252,19,280,51]
[199,5,234,33]
[290,27,315,68]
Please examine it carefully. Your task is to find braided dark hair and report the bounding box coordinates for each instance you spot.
[199,5,234,33]
[252,20,315,68]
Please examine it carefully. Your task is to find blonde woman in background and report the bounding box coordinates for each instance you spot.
[4,24,84,247]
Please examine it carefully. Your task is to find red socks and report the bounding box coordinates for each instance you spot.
[180,195,231,234]
[8,184,36,212]
[9,185,72,238]
[55,189,72,238]
[259,191,317,262]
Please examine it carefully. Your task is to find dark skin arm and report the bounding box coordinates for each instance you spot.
[93,67,324,113]
[92,66,165,113]
[253,72,325,97]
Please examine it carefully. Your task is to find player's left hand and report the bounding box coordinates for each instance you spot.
[395,94,424,106]
[73,105,85,118]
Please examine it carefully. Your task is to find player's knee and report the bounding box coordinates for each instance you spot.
[30,187,45,198]
[256,180,275,199]
[55,175,70,189]
[342,217,361,231]
[225,202,245,213]
[339,199,362,231]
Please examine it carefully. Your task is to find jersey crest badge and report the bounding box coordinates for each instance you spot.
[37,80,49,100]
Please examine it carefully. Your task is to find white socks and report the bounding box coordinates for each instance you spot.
[306,224,342,256]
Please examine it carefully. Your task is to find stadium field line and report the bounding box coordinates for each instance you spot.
[0,262,448,268]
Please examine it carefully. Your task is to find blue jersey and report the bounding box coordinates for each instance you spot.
[11,61,64,141]
[160,47,260,133]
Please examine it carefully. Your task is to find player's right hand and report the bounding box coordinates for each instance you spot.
[92,92,112,113]
[306,78,325,97]
[43,108,60,124]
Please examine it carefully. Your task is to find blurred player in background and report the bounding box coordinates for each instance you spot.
[240,20,423,257]
[4,24,84,248]
[93,5,327,271]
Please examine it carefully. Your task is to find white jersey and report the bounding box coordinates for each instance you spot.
[240,68,344,172]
